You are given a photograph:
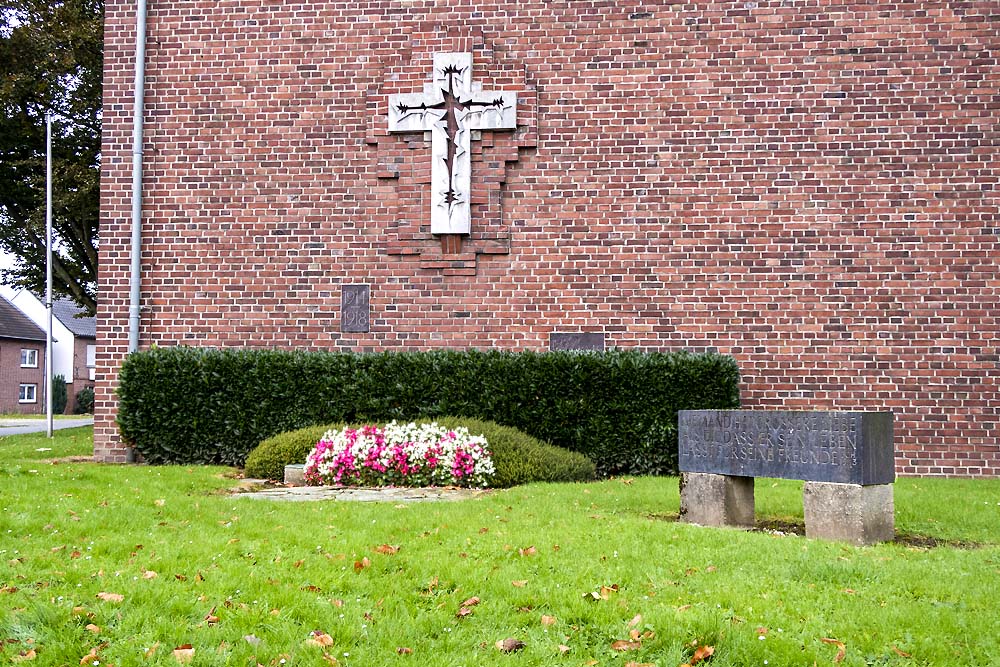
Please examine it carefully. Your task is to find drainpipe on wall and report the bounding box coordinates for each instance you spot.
[126,0,148,464]
[128,0,147,355]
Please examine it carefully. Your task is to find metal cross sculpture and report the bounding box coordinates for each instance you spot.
[388,53,518,235]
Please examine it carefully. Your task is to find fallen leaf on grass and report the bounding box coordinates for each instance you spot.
[306,631,334,647]
[321,653,339,665]
[460,596,480,607]
[558,644,570,654]
[677,604,692,612]
[600,584,619,598]
[145,642,160,657]
[396,647,413,655]
[512,580,528,588]
[354,557,371,573]
[96,592,124,603]
[174,574,187,581]
[374,544,399,555]
[611,640,641,652]
[85,624,101,634]
[154,499,165,507]
[456,607,474,618]
[627,613,643,628]
[540,615,557,626]
[79,647,99,665]
[495,638,525,653]
[625,663,655,667]
[204,607,220,625]
[12,649,36,662]
[518,546,537,556]
[690,644,715,665]
[142,570,158,579]
[891,645,911,658]
[172,645,194,663]
[821,638,846,663]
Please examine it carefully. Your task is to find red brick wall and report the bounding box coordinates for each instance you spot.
[97,1,1000,475]
[0,340,45,415]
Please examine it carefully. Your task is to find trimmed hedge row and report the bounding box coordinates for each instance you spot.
[244,417,596,488]
[117,347,740,475]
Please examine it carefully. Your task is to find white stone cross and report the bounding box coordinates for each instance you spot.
[388,53,518,235]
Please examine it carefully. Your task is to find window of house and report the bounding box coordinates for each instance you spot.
[86,344,96,380]
[19,384,37,403]
[20,348,38,368]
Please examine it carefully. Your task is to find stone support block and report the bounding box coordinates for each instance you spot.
[284,464,306,487]
[803,482,894,545]
[679,472,755,529]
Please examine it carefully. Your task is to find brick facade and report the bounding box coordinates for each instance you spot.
[97,1,999,475]
[0,340,45,415]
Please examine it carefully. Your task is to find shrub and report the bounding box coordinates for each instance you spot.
[74,386,95,414]
[245,417,594,488]
[51,375,67,414]
[119,347,740,473]
[244,423,344,481]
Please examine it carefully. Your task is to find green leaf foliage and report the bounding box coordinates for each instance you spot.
[118,347,740,474]
[244,417,596,488]
[0,0,103,314]
[51,373,67,414]
[73,385,94,414]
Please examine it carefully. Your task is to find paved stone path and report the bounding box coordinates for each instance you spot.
[238,485,489,503]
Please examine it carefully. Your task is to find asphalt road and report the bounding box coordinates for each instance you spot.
[0,417,94,436]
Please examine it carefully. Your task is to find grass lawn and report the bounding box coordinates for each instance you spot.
[1,428,998,666]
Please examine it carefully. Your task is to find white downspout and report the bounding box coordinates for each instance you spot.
[127,0,147,353]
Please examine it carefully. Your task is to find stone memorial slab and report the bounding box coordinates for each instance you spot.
[549,332,606,351]
[341,284,370,333]
[679,410,894,485]
[678,410,895,544]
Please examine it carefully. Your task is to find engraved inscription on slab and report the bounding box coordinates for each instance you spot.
[678,410,894,485]
[550,332,606,351]
[341,284,370,333]
[388,52,519,235]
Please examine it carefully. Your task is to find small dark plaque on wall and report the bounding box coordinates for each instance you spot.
[341,284,370,333]
[550,332,606,351]
[678,410,894,485]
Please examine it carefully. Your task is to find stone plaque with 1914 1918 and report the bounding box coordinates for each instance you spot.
[341,285,370,333]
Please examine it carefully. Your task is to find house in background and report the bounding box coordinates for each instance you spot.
[0,287,96,413]
[0,295,47,414]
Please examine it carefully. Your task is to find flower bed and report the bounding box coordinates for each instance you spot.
[303,421,494,488]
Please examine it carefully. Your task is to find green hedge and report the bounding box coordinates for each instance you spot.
[118,347,740,475]
[244,417,596,488]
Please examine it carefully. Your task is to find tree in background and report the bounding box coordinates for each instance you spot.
[52,373,68,414]
[0,0,102,316]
